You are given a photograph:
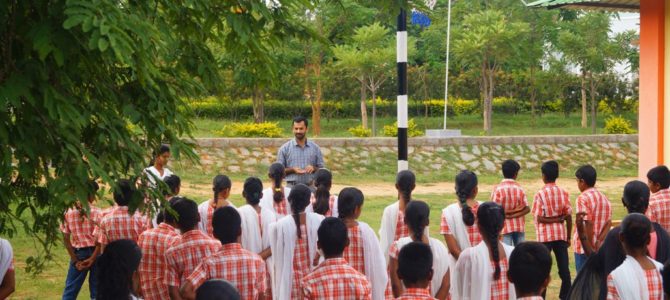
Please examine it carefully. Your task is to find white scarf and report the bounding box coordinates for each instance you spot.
[0,239,12,281]
[611,255,663,300]
[394,236,451,297]
[197,200,236,235]
[379,201,400,263]
[453,241,516,300]
[269,212,324,300]
[358,222,389,300]
[259,187,313,218]
[238,205,275,253]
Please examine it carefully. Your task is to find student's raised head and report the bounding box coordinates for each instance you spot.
[213,206,241,245]
[396,170,416,202]
[541,160,559,183]
[397,241,433,289]
[172,197,200,232]
[455,170,478,226]
[575,165,597,191]
[313,169,333,215]
[508,242,552,297]
[164,175,181,196]
[647,165,670,193]
[337,187,364,220]
[96,239,142,300]
[196,279,241,300]
[317,217,349,258]
[502,159,520,180]
[212,174,232,203]
[113,179,136,206]
[622,180,651,214]
[268,162,286,203]
[288,184,312,238]
[477,201,505,280]
[404,200,430,242]
[242,177,263,206]
[619,213,652,254]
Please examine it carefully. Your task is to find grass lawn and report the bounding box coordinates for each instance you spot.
[191,112,638,138]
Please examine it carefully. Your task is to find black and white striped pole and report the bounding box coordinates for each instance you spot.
[397,9,409,172]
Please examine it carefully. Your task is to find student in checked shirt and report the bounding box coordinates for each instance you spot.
[198,175,236,238]
[301,217,372,300]
[507,242,552,300]
[379,170,415,262]
[491,160,529,246]
[395,242,437,300]
[646,165,670,231]
[181,206,267,300]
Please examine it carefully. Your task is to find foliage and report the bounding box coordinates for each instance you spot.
[347,125,372,137]
[450,99,479,116]
[383,119,423,137]
[217,122,283,138]
[604,116,636,134]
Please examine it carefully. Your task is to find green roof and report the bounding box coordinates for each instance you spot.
[526,0,639,11]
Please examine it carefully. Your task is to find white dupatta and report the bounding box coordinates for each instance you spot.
[269,212,324,300]
[379,201,399,263]
[358,221,389,300]
[197,200,236,235]
[0,239,12,281]
[260,187,313,219]
[453,241,516,300]
[393,236,450,297]
[238,205,275,253]
[611,255,663,300]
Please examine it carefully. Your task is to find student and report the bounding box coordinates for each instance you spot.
[302,217,372,299]
[379,170,415,261]
[311,169,338,217]
[337,187,389,300]
[507,242,552,300]
[574,165,612,272]
[165,175,182,199]
[195,280,241,300]
[198,175,236,237]
[453,202,516,300]
[441,170,482,260]
[531,160,572,299]
[95,239,142,300]
[491,160,529,246]
[389,201,450,299]
[395,242,437,300]
[606,214,663,300]
[145,144,173,186]
[61,181,102,300]
[0,238,15,299]
[181,206,266,300]
[165,197,222,300]
[646,165,670,231]
[260,163,292,218]
[269,184,325,300]
[138,198,181,300]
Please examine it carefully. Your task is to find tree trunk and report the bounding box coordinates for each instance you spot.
[481,62,493,134]
[580,69,588,128]
[590,74,597,134]
[360,81,368,129]
[529,64,537,125]
[371,86,377,137]
[311,54,323,136]
[252,86,264,123]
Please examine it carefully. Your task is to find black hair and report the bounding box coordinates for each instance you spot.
[172,197,199,231]
[269,163,285,203]
[622,180,650,214]
[196,279,241,300]
[397,242,433,286]
[313,169,333,215]
[164,175,181,195]
[293,116,308,127]
[113,179,136,206]
[455,170,477,226]
[156,211,165,225]
[662,262,670,296]
[288,184,311,239]
[337,187,364,220]
[647,165,670,189]
[541,160,559,183]
[508,242,552,295]
[396,170,416,203]
[317,217,348,257]
[620,213,652,250]
[243,177,263,206]
[575,165,597,187]
[88,180,100,196]
[404,201,430,242]
[212,175,232,206]
[213,206,241,245]
[502,159,520,179]
[162,197,181,224]
[96,239,142,300]
[477,201,505,280]
[150,144,170,166]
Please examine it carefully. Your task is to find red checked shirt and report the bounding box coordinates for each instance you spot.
[138,223,180,300]
[60,206,102,248]
[440,202,482,247]
[396,288,436,300]
[491,179,528,234]
[395,210,409,242]
[532,183,572,243]
[647,189,670,231]
[302,258,372,300]
[164,230,221,287]
[96,206,148,246]
[606,269,663,300]
[573,188,612,254]
[490,257,510,300]
[343,225,365,274]
[187,243,267,300]
[292,224,311,299]
[388,241,433,294]
[274,198,290,217]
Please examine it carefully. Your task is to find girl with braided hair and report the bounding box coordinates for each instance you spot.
[441,170,483,260]
[198,174,236,237]
[311,169,338,217]
[453,201,516,300]
[388,201,450,300]
[379,170,416,262]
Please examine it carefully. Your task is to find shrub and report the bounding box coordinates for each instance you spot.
[544,99,563,113]
[604,116,636,134]
[347,125,372,137]
[216,122,284,137]
[450,99,479,115]
[383,119,423,137]
[598,99,614,115]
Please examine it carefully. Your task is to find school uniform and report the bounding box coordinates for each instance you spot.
[197,200,236,238]
[379,201,410,262]
[491,179,528,246]
[647,188,670,231]
[573,188,612,271]
[137,222,180,300]
[164,230,221,289]
[96,206,149,246]
[301,257,372,300]
[61,206,101,299]
[389,237,450,299]
[605,256,663,300]
[395,288,436,300]
[343,222,389,300]
[453,242,516,300]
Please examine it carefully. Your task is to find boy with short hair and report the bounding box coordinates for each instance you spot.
[646,166,670,231]
[165,197,221,300]
[508,242,552,300]
[181,206,266,300]
[573,165,612,272]
[395,242,436,300]
[302,217,371,300]
[491,159,529,246]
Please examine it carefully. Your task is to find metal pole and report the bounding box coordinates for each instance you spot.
[397,9,408,172]
[443,0,452,130]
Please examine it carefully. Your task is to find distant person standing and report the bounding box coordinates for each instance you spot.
[145,144,173,187]
[277,116,325,187]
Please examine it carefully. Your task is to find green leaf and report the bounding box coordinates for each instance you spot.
[98,37,109,51]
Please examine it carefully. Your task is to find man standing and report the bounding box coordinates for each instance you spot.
[277,116,325,187]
